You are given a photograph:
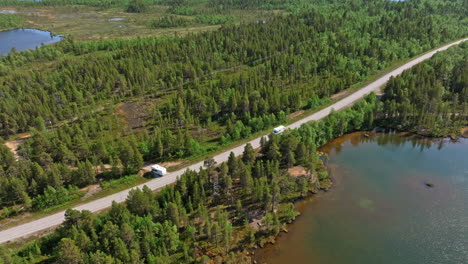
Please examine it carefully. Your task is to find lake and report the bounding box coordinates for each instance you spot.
[0,28,62,55]
[255,132,468,264]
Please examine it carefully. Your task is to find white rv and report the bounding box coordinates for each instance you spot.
[273,125,286,135]
[151,164,167,177]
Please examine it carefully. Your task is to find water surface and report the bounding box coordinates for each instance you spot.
[0,28,62,55]
[256,132,468,264]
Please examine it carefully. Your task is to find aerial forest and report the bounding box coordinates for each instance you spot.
[0,0,467,213]
[0,0,466,262]
[1,94,378,263]
[381,42,468,136]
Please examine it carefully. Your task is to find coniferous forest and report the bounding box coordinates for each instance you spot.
[1,94,378,263]
[0,0,466,210]
[381,42,468,136]
[0,0,467,262]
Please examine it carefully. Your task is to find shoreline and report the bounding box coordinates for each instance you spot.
[250,130,467,263]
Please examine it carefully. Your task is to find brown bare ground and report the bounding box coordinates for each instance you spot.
[80,184,102,200]
[461,127,468,138]
[159,161,183,168]
[116,99,157,130]
[331,90,349,100]
[188,127,222,139]
[288,110,304,120]
[287,166,307,177]
[4,134,30,160]
[0,212,31,229]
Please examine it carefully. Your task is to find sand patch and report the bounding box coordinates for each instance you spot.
[287,166,308,177]
[331,90,348,100]
[4,134,30,160]
[80,184,102,200]
[159,161,182,168]
[288,110,304,120]
[461,127,468,138]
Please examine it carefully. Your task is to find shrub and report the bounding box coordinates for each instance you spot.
[150,16,193,28]
[196,15,235,25]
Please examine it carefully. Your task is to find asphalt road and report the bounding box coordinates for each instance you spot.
[0,38,466,244]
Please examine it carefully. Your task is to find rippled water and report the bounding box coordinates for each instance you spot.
[0,28,62,55]
[256,132,468,264]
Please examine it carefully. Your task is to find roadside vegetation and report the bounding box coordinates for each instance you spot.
[0,0,466,222]
[381,42,468,136]
[0,94,378,263]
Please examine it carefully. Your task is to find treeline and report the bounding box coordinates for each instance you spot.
[150,14,234,28]
[1,0,466,136]
[1,94,378,263]
[381,42,468,136]
[0,13,23,30]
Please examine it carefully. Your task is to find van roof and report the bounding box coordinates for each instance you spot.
[151,164,165,170]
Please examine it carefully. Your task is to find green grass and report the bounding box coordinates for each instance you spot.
[0,174,149,232]
[0,13,23,31]
[3,5,282,40]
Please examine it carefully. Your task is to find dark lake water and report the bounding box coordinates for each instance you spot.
[256,132,468,264]
[0,28,62,55]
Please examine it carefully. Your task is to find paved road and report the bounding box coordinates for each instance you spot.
[0,38,466,244]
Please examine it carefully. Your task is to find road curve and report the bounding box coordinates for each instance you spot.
[0,38,466,244]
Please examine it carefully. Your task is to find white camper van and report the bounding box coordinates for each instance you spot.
[273,125,286,135]
[151,164,167,177]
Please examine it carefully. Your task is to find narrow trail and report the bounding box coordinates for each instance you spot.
[0,38,466,244]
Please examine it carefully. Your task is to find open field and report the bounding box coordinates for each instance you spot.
[0,5,284,40]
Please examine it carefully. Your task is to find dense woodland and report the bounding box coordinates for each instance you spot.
[381,42,468,136]
[0,94,378,263]
[0,0,466,262]
[0,0,466,212]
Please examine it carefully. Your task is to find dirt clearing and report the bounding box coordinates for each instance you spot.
[4,134,30,160]
[287,166,308,177]
[116,99,158,130]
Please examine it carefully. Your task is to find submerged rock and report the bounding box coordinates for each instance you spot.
[424,182,434,188]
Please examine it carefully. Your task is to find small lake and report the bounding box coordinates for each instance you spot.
[256,132,468,264]
[0,29,62,55]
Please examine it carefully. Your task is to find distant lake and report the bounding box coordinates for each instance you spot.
[256,132,468,264]
[0,29,62,55]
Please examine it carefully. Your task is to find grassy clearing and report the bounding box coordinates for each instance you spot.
[2,5,282,40]
[0,174,149,232]
[0,13,23,30]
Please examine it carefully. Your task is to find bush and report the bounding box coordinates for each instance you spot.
[100,175,138,189]
[195,15,235,25]
[150,16,193,28]
[0,13,23,30]
[126,0,147,13]
[169,6,197,16]
[306,95,331,110]
[31,186,81,211]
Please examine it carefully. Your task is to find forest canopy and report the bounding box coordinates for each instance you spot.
[381,42,468,136]
[0,0,466,225]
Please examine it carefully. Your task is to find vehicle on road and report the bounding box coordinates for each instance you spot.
[0,38,465,244]
[273,125,286,134]
[151,164,167,177]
